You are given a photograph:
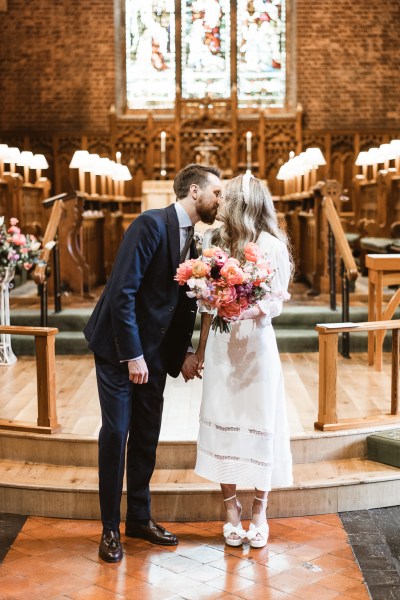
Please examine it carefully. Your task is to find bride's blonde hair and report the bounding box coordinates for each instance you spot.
[210,174,291,264]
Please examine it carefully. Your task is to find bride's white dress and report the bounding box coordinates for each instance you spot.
[194,232,293,491]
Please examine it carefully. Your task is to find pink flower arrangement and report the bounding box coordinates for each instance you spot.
[0,217,41,279]
[174,242,277,333]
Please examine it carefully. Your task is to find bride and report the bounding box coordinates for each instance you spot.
[194,173,293,548]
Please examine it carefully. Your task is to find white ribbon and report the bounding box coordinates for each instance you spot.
[242,171,254,204]
[223,522,247,540]
[246,521,269,541]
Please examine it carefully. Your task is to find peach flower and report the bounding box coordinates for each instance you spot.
[220,258,246,285]
[244,242,261,262]
[12,233,27,246]
[218,301,241,320]
[175,259,195,285]
[192,260,210,278]
[215,285,237,307]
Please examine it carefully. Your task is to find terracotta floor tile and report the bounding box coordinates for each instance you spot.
[337,565,364,582]
[330,546,356,560]
[183,564,225,583]
[311,553,355,574]
[0,575,44,597]
[207,555,255,574]
[207,572,256,593]
[290,582,341,599]
[341,582,371,599]
[237,562,278,584]
[266,538,301,554]
[316,572,365,593]
[267,571,315,595]
[285,544,325,561]
[234,582,299,599]
[157,553,201,573]
[258,553,304,572]
[68,584,126,599]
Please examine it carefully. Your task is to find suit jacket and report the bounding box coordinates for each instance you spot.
[83,204,197,377]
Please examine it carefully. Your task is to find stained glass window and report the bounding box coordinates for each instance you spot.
[181,0,230,99]
[126,0,175,109]
[237,0,286,107]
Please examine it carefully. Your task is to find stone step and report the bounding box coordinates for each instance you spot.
[0,426,391,469]
[1,457,399,521]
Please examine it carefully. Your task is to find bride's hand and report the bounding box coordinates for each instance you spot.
[195,349,205,375]
[238,306,262,320]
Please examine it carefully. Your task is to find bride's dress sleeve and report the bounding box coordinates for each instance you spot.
[258,238,291,319]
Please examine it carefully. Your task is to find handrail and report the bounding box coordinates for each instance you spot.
[322,195,358,281]
[315,319,400,431]
[33,199,64,285]
[0,325,60,434]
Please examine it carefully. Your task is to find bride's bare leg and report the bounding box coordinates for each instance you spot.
[252,489,268,526]
[221,484,241,540]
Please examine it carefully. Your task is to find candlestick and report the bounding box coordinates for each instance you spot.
[160,131,166,154]
[246,131,252,171]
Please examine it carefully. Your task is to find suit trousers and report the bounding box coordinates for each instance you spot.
[94,351,167,531]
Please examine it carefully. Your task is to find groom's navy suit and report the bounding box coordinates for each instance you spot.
[84,204,197,530]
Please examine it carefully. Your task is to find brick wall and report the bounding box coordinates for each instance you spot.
[297,0,400,130]
[0,0,399,133]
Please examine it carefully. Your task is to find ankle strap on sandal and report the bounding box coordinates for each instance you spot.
[254,496,268,503]
[223,494,237,502]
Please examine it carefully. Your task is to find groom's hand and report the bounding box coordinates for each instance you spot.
[181,352,201,382]
[128,357,149,385]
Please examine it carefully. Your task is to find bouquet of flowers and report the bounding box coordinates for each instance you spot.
[175,242,277,333]
[0,216,41,279]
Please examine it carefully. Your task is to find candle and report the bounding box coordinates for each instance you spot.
[116,151,122,164]
[246,131,252,154]
[161,131,166,154]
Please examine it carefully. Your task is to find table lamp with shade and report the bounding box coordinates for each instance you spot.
[3,147,21,174]
[0,144,8,178]
[355,151,372,179]
[304,147,326,186]
[389,140,400,171]
[379,143,397,171]
[17,151,34,183]
[69,150,90,193]
[30,154,49,181]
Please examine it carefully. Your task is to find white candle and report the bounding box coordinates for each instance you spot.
[161,131,166,154]
[246,131,252,154]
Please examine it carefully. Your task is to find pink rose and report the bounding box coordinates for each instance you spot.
[215,285,237,307]
[12,233,27,246]
[244,242,261,262]
[9,218,19,226]
[220,258,246,285]
[175,259,195,285]
[218,301,241,320]
[8,225,21,235]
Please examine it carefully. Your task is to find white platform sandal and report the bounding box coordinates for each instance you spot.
[223,495,247,547]
[246,496,269,548]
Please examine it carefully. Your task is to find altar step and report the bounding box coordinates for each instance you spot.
[1,457,399,521]
[7,306,398,355]
[1,427,400,520]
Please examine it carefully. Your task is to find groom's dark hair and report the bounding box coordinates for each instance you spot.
[173,164,221,200]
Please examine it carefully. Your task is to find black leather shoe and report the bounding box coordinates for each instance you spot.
[99,529,123,562]
[125,518,178,546]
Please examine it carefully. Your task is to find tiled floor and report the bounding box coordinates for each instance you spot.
[0,514,370,600]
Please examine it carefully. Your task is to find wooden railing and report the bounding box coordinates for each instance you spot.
[315,320,400,431]
[0,326,60,434]
[323,194,358,282]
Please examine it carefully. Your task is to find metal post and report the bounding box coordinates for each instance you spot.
[39,281,48,327]
[53,239,62,314]
[341,259,351,359]
[328,225,336,311]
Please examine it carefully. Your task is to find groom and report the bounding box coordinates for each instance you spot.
[84,164,222,562]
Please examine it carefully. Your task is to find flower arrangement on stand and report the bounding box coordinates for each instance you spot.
[0,217,41,279]
[0,216,41,365]
[175,242,279,333]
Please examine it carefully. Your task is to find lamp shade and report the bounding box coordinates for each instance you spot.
[81,153,100,173]
[0,144,8,159]
[3,147,21,164]
[69,150,90,169]
[389,140,400,157]
[305,147,326,166]
[17,151,34,167]
[119,165,132,181]
[379,144,396,161]
[355,151,371,166]
[276,163,291,180]
[94,157,111,176]
[367,147,382,164]
[30,154,49,170]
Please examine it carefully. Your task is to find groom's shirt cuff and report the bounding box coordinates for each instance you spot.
[120,355,143,362]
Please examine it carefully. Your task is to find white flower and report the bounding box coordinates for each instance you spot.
[0,216,4,226]
[31,241,41,251]
[45,241,56,250]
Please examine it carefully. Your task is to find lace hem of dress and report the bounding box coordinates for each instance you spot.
[200,417,273,439]
[198,444,272,468]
